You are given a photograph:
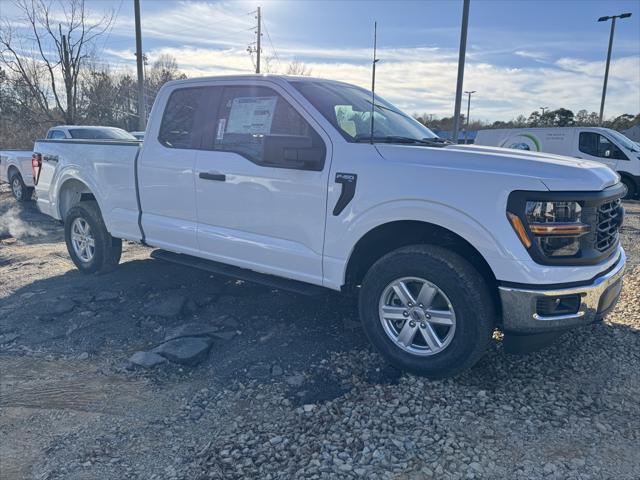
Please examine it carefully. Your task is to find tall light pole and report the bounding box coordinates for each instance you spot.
[134,0,145,130]
[464,90,476,144]
[452,0,471,144]
[540,106,548,126]
[597,12,632,126]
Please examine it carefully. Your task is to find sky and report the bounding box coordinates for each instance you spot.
[1,0,639,122]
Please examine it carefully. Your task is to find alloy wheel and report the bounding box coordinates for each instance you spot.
[378,276,456,356]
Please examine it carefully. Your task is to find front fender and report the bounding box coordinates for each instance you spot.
[323,199,524,290]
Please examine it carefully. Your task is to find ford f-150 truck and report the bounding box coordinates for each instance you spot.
[32,75,627,377]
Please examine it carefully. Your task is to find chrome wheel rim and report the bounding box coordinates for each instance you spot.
[12,178,22,199]
[378,276,456,356]
[71,218,95,263]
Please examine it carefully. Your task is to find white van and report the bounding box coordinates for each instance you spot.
[475,127,640,199]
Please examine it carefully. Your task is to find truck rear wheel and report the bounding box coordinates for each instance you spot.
[64,201,122,274]
[9,171,33,202]
[359,245,495,378]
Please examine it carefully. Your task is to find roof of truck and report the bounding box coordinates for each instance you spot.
[49,125,129,131]
[163,74,356,89]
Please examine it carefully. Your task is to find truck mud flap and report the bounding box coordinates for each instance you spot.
[150,249,327,296]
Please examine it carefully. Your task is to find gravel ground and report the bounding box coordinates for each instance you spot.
[1,184,639,480]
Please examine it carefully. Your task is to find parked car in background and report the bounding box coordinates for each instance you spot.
[46,125,139,141]
[475,127,640,199]
[32,75,627,377]
[129,131,145,141]
[0,150,35,201]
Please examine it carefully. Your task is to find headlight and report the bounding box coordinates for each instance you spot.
[508,201,590,257]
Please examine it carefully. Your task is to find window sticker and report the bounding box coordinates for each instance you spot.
[226,96,277,135]
[216,119,226,140]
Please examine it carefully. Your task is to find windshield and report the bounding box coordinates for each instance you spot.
[69,128,137,140]
[292,81,438,143]
[606,129,639,152]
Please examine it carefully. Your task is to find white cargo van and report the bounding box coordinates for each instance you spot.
[475,127,640,198]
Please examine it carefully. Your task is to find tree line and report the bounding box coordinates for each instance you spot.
[414,109,639,133]
[414,108,640,131]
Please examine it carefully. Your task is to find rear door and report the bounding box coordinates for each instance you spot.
[137,87,206,254]
[193,81,332,285]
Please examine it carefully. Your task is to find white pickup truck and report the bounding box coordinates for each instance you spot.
[0,150,35,201]
[32,75,627,377]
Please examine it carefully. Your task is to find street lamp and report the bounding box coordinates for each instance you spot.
[597,12,632,126]
[464,90,476,144]
[540,106,548,126]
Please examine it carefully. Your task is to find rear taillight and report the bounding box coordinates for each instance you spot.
[32,153,42,185]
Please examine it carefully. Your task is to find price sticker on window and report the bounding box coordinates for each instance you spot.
[216,119,226,140]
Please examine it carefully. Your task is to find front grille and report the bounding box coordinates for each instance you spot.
[595,198,622,252]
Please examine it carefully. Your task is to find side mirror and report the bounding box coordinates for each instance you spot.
[262,135,324,171]
[604,149,611,158]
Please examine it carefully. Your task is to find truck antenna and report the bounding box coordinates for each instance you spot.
[370,21,379,144]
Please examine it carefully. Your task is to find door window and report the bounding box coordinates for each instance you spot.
[211,86,325,171]
[158,87,208,149]
[48,130,66,139]
[579,132,627,160]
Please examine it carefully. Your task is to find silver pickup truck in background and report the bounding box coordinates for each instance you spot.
[0,150,35,201]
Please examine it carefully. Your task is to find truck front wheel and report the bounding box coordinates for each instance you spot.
[359,245,495,378]
[621,176,637,200]
[64,201,122,274]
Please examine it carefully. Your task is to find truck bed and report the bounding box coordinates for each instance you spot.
[33,139,142,241]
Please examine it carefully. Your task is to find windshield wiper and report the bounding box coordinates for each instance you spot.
[355,135,450,146]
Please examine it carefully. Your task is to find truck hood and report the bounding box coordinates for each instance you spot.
[375,143,619,192]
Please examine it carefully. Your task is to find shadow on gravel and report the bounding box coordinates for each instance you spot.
[1,255,369,391]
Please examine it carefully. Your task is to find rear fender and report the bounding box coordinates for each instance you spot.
[54,168,106,225]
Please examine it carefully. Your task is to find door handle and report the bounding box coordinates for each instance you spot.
[199,172,226,182]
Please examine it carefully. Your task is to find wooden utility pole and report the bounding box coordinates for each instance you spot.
[256,6,261,74]
[134,0,146,130]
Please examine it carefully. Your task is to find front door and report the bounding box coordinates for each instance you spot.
[194,82,331,285]
[577,130,621,170]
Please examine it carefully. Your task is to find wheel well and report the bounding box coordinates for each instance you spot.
[619,172,637,191]
[344,221,500,312]
[58,179,95,220]
[7,165,20,178]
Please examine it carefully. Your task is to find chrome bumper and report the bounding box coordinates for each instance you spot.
[499,249,626,334]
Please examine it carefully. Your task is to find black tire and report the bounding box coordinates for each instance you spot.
[9,170,32,202]
[64,201,122,274]
[621,176,637,200]
[359,245,495,378]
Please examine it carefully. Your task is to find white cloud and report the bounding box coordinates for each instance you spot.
[123,44,639,121]
[513,50,549,62]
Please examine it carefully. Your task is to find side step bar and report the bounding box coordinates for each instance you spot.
[150,249,327,296]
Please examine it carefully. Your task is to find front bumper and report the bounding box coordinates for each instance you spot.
[499,249,626,334]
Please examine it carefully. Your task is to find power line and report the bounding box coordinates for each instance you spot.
[262,17,280,68]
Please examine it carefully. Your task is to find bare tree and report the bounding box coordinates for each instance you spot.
[285,59,312,76]
[0,0,113,124]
